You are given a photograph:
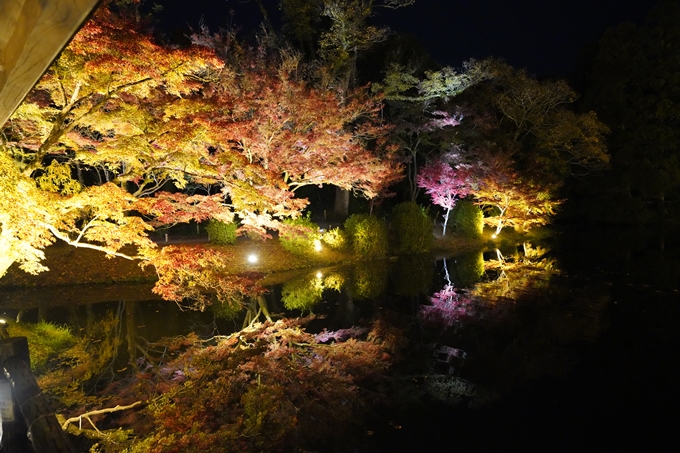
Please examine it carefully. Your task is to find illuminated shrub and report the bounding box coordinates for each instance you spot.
[321,227,347,250]
[343,214,388,258]
[9,321,75,374]
[391,201,434,254]
[279,214,320,255]
[205,219,238,245]
[452,199,483,238]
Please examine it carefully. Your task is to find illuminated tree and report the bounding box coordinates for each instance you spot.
[416,156,473,235]
[469,149,560,234]
[0,2,402,298]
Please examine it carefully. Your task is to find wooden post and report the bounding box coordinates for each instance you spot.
[0,337,75,453]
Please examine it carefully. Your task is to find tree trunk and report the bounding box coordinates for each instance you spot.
[0,339,75,453]
[442,208,451,236]
[333,187,350,220]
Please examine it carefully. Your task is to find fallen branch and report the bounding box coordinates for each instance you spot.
[61,401,143,432]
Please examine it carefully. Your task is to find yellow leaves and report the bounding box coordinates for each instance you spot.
[36,160,82,195]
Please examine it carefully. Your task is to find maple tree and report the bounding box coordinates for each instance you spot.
[468,149,560,235]
[0,2,402,300]
[416,155,473,235]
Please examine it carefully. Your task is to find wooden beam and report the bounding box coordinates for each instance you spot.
[0,0,101,127]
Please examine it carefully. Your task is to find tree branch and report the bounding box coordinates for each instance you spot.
[61,401,143,431]
[45,224,145,261]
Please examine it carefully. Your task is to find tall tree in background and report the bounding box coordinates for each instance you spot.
[377,60,492,201]
[452,60,608,232]
[457,60,609,191]
[575,0,680,223]
[288,0,413,218]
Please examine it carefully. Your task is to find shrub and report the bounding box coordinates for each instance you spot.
[452,199,484,238]
[205,219,238,245]
[279,214,320,255]
[391,201,434,254]
[321,227,348,251]
[343,214,388,258]
[10,321,76,373]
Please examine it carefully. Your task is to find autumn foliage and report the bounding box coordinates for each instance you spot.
[0,2,402,302]
[94,318,391,453]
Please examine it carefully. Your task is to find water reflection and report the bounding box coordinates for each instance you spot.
[5,229,675,450]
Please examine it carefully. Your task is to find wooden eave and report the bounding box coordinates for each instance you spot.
[0,0,101,127]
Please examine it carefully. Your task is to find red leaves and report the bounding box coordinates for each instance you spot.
[146,245,264,310]
[417,158,473,210]
[138,193,234,226]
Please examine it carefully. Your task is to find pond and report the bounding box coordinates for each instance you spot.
[0,226,679,452]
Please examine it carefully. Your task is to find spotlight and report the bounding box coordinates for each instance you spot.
[316,272,323,279]
[247,254,258,264]
[313,239,322,251]
[491,234,497,239]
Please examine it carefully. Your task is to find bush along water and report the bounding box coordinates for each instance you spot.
[452,199,484,238]
[278,214,321,255]
[343,214,388,258]
[320,227,348,251]
[391,201,434,254]
[205,220,238,245]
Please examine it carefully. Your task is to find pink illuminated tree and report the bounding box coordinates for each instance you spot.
[416,157,473,235]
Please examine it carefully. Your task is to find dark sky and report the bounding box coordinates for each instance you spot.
[157,0,658,77]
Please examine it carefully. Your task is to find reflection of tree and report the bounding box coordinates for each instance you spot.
[37,312,123,407]
[242,295,273,329]
[419,284,474,329]
[348,261,388,300]
[451,250,484,288]
[392,255,434,297]
[419,259,475,329]
[281,271,344,312]
[472,243,557,301]
[427,242,609,395]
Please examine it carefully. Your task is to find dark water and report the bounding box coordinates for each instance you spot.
[1,226,679,452]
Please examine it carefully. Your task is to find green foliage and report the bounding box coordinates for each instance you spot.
[8,321,76,373]
[343,214,388,258]
[281,271,343,312]
[321,227,348,250]
[278,214,320,255]
[281,276,324,312]
[392,255,435,297]
[38,313,121,395]
[452,199,484,238]
[210,299,243,320]
[452,251,485,288]
[205,219,238,245]
[348,261,389,300]
[391,201,433,254]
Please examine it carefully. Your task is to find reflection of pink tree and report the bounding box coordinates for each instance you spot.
[419,284,474,328]
[419,259,474,328]
[416,158,472,235]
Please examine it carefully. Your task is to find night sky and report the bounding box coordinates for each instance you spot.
[156,0,658,77]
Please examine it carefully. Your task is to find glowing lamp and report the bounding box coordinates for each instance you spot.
[316,272,323,279]
[313,239,322,251]
[491,234,497,239]
[247,254,258,264]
